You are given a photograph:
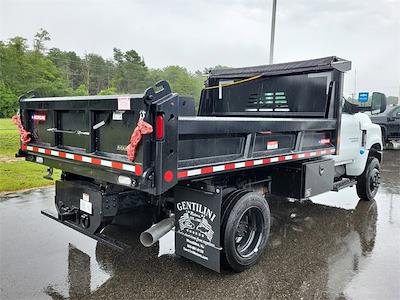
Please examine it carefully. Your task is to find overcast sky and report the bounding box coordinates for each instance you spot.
[1,0,399,96]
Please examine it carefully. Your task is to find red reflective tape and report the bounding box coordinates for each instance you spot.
[92,158,101,165]
[177,148,335,179]
[135,165,143,176]
[178,170,188,179]
[20,145,146,175]
[225,163,235,170]
[112,161,123,169]
[263,158,271,164]
[24,144,335,180]
[201,166,213,174]
[245,160,254,167]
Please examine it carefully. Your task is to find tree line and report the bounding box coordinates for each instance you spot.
[0,29,206,117]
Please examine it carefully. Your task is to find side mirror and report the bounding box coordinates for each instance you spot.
[371,92,387,114]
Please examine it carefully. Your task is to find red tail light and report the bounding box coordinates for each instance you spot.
[156,114,164,140]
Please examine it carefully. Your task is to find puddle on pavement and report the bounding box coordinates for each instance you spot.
[0,151,399,299]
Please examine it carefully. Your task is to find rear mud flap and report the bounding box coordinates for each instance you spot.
[174,184,222,272]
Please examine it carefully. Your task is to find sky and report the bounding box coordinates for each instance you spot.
[0,0,399,97]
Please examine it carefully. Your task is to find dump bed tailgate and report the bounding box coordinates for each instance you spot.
[19,94,154,191]
[18,82,179,195]
[22,95,145,157]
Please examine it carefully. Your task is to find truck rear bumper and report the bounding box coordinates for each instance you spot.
[21,148,154,193]
[41,209,130,252]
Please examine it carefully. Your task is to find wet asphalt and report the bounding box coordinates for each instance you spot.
[0,151,399,300]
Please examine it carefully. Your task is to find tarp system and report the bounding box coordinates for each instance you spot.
[208,56,351,79]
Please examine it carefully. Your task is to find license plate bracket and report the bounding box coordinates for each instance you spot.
[80,198,93,215]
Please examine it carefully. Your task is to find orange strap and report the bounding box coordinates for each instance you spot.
[127,113,153,161]
[12,114,31,144]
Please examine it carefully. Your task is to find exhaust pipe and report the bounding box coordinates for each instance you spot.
[140,216,175,247]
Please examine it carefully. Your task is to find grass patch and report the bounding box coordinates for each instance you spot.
[0,161,61,192]
[0,118,60,192]
[0,118,16,130]
[0,127,20,157]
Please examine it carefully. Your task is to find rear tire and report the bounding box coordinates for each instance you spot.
[221,191,270,272]
[356,157,381,201]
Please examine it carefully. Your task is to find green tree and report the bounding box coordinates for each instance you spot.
[47,48,84,89]
[0,37,29,95]
[83,53,112,95]
[112,48,149,93]
[33,28,50,53]
[0,31,210,117]
[98,86,117,95]
[0,33,72,116]
[148,66,204,103]
[0,81,18,117]
[72,84,89,96]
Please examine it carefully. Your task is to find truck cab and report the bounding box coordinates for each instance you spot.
[334,94,386,172]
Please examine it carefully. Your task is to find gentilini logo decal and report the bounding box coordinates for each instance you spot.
[176,201,216,242]
[31,114,46,122]
[175,188,222,271]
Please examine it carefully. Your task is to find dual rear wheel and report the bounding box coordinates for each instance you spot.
[221,190,270,272]
[204,157,381,272]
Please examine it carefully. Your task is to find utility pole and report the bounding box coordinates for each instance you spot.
[269,0,277,64]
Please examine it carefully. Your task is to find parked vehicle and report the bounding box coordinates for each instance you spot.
[370,105,400,143]
[14,56,385,272]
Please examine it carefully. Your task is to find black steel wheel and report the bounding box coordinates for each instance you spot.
[221,191,270,272]
[356,157,381,201]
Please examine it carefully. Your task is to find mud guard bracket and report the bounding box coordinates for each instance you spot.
[174,183,222,272]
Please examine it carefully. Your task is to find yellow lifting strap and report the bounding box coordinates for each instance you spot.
[204,74,263,90]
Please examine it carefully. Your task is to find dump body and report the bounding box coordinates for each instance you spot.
[18,56,350,196]
[18,56,377,273]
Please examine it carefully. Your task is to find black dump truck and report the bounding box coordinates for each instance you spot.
[15,57,384,272]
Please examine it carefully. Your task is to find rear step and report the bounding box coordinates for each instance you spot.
[41,209,130,252]
[332,178,357,192]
